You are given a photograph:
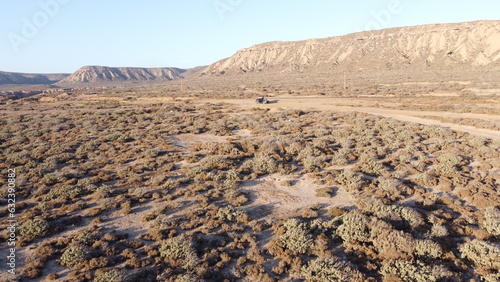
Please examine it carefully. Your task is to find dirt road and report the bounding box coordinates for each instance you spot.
[200,96,500,140]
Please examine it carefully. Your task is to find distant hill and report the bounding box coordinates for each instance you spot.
[200,21,500,76]
[181,66,208,78]
[56,66,187,86]
[0,71,69,85]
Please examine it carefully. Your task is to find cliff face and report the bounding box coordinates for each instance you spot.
[58,66,186,84]
[201,21,500,76]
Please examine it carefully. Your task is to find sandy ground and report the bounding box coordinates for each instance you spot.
[241,174,356,220]
[197,96,500,140]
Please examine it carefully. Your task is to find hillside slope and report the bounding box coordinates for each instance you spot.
[57,66,186,85]
[0,71,69,85]
[201,21,500,76]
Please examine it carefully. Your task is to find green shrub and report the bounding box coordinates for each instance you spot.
[73,230,98,246]
[380,259,454,282]
[459,240,500,269]
[251,154,278,174]
[336,212,371,243]
[93,269,125,282]
[217,205,245,222]
[414,239,442,258]
[302,257,364,281]
[159,235,198,269]
[174,273,203,282]
[357,157,387,176]
[279,218,314,255]
[361,198,424,228]
[482,273,500,282]
[19,218,50,242]
[199,155,227,170]
[59,245,92,269]
[336,171,362,191]
[484,207,500,236]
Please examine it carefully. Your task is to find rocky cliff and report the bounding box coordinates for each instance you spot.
[201,21,500,76]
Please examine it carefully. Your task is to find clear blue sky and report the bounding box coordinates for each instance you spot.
[1,0,499,73]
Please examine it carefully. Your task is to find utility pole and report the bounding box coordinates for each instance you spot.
[343,71,347,90]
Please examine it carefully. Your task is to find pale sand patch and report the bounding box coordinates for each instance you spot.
[241,174,356,220]
[171,133,231,149]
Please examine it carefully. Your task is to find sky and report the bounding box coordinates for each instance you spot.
[1,0,499,74]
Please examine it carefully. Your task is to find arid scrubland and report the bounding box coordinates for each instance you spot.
[1,92,499,281]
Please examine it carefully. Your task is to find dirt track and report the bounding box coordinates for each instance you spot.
[199,96,500,141]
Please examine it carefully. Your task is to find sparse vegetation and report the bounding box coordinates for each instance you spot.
[1,84,499,281]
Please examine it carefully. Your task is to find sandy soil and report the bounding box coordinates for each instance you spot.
[241,174,356,220]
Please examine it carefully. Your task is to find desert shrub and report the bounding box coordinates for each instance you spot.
[300,208,319,219]
[19,218,50,242]
[199,155,228,170]
[414,172,438,187]
[380,259,454,282]
[302,257,364,282]
[174,273,203,282]
[361,198,424,228]
[331,148,350,165]
[336,171,363,191]
[357,156,387,176]
[372,228,415,259]
[336,212,371,243]
[187,166,204,179]
[93,268,125,282]
[459,240,500,269]
[143,149,159,158]
[303,155,328,171]
[43,185,84,201]
[162,178,180,190]
[377,177,403,197]
[414,239,442,258]
[59,245,92,269]
[279,218,314,255]
[327,207,347,217]
[482,273,500,282]
[309,218,341,238]
[483,207,500,236]
[225,168,239,181]
[217,205,246,222]
[434,153,462,176]
[73,230,99,246]
[315,187,335,198]
[429,223,448,238]
[159,235,198,269]
[252,154,278,174]
[94,184,112,199]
